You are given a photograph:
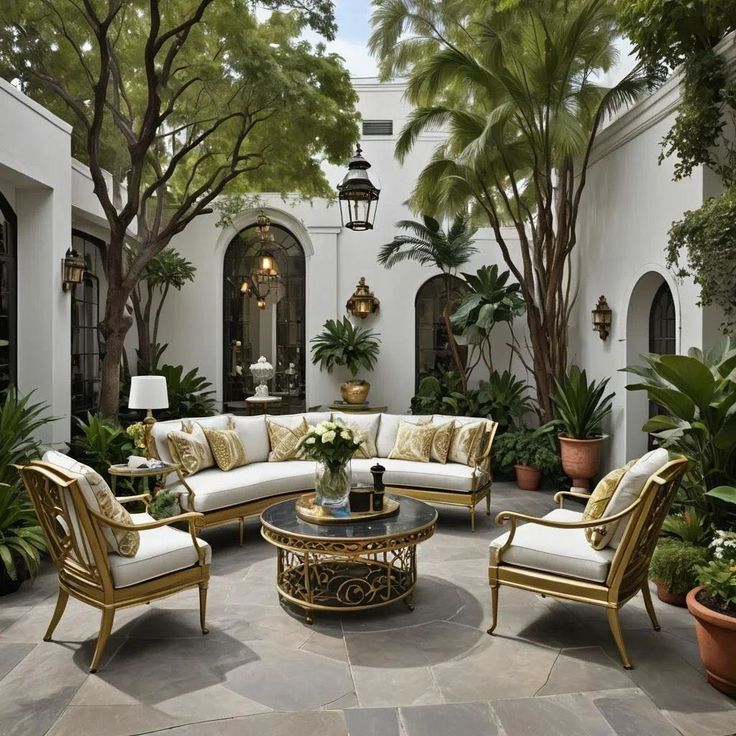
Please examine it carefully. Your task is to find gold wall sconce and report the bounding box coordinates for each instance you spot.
[346,277,380,318]
[592,295,612,340]
[62,248,86,292]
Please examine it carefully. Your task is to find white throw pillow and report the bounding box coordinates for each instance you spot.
[376,414,431,458]
[332,412,380,458]
[229,415,270,463]
[598,448,670,548]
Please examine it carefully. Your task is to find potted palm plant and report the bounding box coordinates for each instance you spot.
[552,366,614,488]
[310,317,380,404]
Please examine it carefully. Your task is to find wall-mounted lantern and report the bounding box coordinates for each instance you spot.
[592,295,612,340]
[62,248,86,292]
[337,144,380,231]
[346,277,380,318]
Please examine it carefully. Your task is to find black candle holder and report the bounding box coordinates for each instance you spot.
[370,463,386,511]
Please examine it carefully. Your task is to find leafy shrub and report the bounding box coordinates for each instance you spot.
[696,558,736,613]
[494,424,561,479]
[649,539,709,595]
[661,507,711,546]
[148,490,182,520]
[155,364,216,420]
[0,482,46,584]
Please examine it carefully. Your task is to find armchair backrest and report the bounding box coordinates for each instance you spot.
[607,456,688,601]
[18,461,115,598]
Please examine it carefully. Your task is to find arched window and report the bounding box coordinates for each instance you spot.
[649,282,676,355]
[0,193,17,392]
[71,230,103,417]
[415,274,468,389]
[223,222,306,413]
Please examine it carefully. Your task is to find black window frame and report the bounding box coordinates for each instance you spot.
[0,192,17,393]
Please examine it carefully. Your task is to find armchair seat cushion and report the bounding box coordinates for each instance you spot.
[109,513,211,588]
[179,461,317,512]
[378,458,478,493]
[490,509,615,583]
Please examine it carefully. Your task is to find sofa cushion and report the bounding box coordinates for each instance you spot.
[490,509,615,583]
[167,422,215,476]
[388,420,436,462]
[379,458,478,493]
[332,412,380,459]
[279,412,332,430]
[447,420,485,466]
[43,450,140,558]
[152,415,230,464]
[600,448,670,548]
[203,428,247,471]
[229,415,270,463]
[180,461,317,512]
[350,458,376,487]
[267,417,308,461]
[376,414,431,458]
[108,513,211,588]
[430,420,454,464]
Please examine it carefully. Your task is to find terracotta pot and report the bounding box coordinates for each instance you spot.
[687,586,736,697]
[514,464,542,492]
[655,581,687,608]
[340,380,370,404]
[559,435,605,489]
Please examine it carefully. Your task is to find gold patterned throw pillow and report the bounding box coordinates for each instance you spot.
[430,421,455,464]
[447,421,485,466]
[167,422,215,476]
[204,428,247,471]
[583,462,635,549]
[43,451,139,558]
[267,417,308,461]
[388,420,437,463]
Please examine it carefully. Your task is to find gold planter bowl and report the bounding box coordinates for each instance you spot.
[340,380,370,404]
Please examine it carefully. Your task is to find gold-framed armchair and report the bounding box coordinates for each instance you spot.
[17,461,211,673]
[488,456,688,668]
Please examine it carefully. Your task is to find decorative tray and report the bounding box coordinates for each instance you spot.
[295,493,400,525]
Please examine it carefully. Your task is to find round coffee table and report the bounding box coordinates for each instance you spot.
[260,495,437,623]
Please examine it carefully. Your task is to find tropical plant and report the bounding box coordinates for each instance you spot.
[552,366,614,439]
[649,538,710,596]
[0,389,55,488]
[132,249,196,374]
[155,365,216,421]
[370,0,648,420]
[410,369,469,416]
[662,507,711,546]
[69,413,136,482]
[494,424,561,478]
[0,482,46,586]
[624,340,736,529]
[378,213,476,384]
[310,318,381,378]
[148,490,182,521]
[450,266,526,378]
[0,1,359,419]
[477,371,536,432]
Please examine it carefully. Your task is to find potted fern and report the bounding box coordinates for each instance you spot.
[494,424,560,491]
[552,366,614,488]
[310,317,381,404]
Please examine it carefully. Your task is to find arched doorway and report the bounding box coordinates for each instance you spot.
[0,193,17,392]
[625,272,678,457]
[223,221,306,412]
[415,274,468,389]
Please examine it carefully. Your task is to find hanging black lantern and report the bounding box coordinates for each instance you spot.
[337,144,380,231]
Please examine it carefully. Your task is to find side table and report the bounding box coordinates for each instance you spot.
[108,462,181,495]
[245,396,283,415]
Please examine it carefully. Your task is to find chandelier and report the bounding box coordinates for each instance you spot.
[240,211,281,309]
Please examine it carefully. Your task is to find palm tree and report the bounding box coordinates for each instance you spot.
[378,213,477,388]
[370,0,649,420]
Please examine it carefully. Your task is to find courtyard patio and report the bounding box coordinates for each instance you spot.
[1,484,734,736]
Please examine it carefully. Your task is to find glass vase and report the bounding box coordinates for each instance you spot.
[315,460,351,509]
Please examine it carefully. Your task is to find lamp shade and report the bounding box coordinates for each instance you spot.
[128,375,169,410]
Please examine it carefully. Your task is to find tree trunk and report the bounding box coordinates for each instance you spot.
[130,290,151,374]
[525,305,555,422]
[98,286,134,420]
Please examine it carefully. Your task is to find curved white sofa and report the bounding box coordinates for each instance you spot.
[151,411,498,535]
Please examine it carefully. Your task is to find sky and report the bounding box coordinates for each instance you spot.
[304,0,378,78]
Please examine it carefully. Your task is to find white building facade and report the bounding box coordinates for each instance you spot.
[0,62,727,465]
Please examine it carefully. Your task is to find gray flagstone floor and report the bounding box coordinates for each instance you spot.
[1,482,734,736]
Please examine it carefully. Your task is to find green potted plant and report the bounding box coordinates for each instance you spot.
[649,538,709,607]
[687,531,736,697]
[495,424,560,491]
[310,317,381,404]
[552,366,614,488]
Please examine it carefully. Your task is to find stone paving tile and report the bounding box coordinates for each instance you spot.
[344,707,401,736]
[400,702,499,736]
[536,646,634,696]
[590,688,683,736]
[0,642,35,681]
[350,663,442,708]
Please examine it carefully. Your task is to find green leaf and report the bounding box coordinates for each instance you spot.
[705,486,736,506]
[654,355,715,410]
